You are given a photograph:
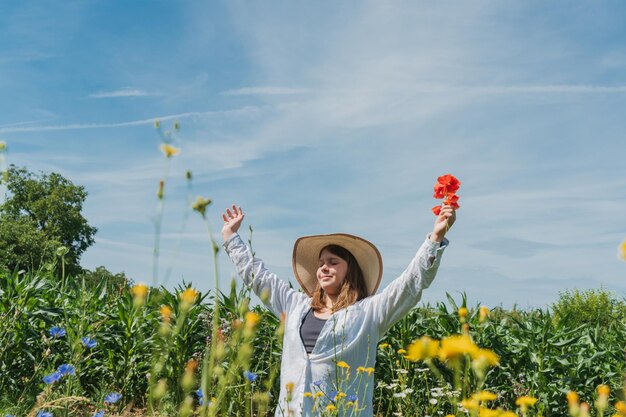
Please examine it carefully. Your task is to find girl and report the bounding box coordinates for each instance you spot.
[221,204,456,417]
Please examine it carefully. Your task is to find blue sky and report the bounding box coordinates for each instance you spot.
[1,1,625,308]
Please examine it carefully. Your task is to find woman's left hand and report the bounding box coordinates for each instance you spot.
[430,204,456,243]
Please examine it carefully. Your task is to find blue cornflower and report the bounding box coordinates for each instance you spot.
[92,411,105,417]
[57,364,75,376]
[347,394,357,402]
[36,411,53,417]
[49,326,66,338]
[196,388,204,405]
[6,414,16,417]
[104,392,122,404]
[312,379,323,387]
[81,337,97,349]
[42,371,62,384]
[243,370,258,382]
[329,390,338,401]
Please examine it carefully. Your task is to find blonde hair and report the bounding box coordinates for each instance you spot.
[310,244,368,312]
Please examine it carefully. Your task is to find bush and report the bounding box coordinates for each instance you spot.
[551,288,626,329]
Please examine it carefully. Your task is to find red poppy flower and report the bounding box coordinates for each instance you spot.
[432,174,461,215]
[444,193,460,209]
[437,174,461,193]
[433,183,447,199]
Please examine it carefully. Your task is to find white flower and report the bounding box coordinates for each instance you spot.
[429,398,438,405]
[403,388,414,394]
[393,413,403,417]
[386,383,399,389]
[417,367,429,373]
[396,369,408,374]
[393,392,407,398]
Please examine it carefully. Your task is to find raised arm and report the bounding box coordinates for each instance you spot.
[368,205,456,334]
[221,205,306,318]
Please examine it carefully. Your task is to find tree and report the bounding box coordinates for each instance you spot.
[79,266,129,292]
[0,166,97,275]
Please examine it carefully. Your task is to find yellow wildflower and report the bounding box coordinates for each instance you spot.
[567,391,579,405]
[245,311,261,329]
[479,305,489,322]
[314,391,324,398]
[337,361,350,369]
[160,143,181,158]
[619,240,626,261]
[286,382,294,393]
[458,307,468,318]
[397,349,407,355]
[160,305,172,322]
[500,413,518,417]
[472,391,498,402]
[303,392,312,398]
[356,366,374,375]
[478,408,500,417]
[472,348,500,366]
[326,404,336,412]
[460,399,480,411]
[438,334,478,361]
[180,288,199,309]
[597,385,610,396]
[516,396,538,409]
[131,283,149,299]
[615,401,626,414]
[406,335,439,361]
[379,343,389,349]
[336,392,346,400]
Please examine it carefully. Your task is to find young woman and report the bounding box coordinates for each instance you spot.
[221,204,456,417]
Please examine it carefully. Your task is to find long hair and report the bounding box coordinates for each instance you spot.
[310,244,368,313]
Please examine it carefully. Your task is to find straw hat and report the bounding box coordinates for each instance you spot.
[292,233,383,297]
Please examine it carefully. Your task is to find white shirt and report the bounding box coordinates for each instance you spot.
[224,233,448,417]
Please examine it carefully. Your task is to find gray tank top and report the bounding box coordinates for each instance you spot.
[300,308,327,354]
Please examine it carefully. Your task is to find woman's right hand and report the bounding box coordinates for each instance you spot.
[221,204,244,241]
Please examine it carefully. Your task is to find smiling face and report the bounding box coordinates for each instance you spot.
[316,248,349,296]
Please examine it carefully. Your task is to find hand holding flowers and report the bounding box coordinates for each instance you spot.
[430,174,460,242]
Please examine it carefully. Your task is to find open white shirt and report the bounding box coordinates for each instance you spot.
[223,233,448,417]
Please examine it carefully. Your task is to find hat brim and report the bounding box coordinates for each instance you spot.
[292,233,382,297]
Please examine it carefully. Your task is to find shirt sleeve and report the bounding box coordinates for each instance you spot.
[367,234,448,335]
[223,233,306,318]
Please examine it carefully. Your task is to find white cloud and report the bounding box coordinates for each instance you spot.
[88,88,162,99]
[0,106,261,134]
[222,86,314,96]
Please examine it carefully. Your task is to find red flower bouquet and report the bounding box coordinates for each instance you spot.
[432,174,461,215]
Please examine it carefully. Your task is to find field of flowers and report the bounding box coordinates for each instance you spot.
[2,264,626,417]
[1,130,626,417]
